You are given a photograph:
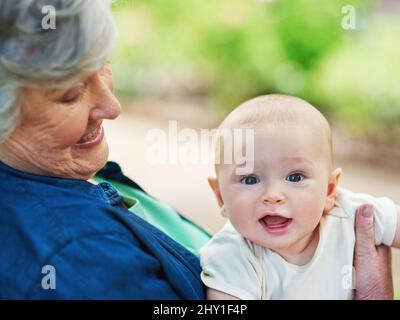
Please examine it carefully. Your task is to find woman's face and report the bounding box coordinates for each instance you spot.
[1,63,121,180]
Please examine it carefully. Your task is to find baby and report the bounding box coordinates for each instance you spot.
[200,94,400,300]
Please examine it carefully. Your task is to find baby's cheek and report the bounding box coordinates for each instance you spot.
[228,197,256,228]
[303,202,325,229]
[226,199,246,220]
[294,191,325,224]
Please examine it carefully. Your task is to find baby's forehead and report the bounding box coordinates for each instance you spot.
[216,125,331,175]
[237,127,326,161]
[223,116,329,150]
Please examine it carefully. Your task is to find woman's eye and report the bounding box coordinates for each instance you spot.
[240,176,259,185]
[286,173,304,183]
[60,84,85,103]
[60,92,80,103]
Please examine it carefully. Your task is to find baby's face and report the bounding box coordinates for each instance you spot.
[217,123,337,255]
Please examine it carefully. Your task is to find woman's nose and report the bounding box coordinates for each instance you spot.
[91,94,122,121]
[89,71,122,121]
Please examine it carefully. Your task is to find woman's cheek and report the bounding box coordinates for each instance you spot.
[51,121,86,147]
[60,108,91,146]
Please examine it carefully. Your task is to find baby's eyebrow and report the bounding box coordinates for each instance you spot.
[230,161,255,175]
[229,157,315,175]
[233,157,313,166]
[285,157,315,166]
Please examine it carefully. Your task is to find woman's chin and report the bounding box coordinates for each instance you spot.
[71,139,109,179]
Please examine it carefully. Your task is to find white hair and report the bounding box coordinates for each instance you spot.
[0,0,118,143]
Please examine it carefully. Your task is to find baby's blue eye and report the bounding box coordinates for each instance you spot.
[286,173,304,183]
[240,176,259,185]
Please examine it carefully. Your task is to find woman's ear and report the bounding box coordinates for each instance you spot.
[207,177,227,217]
[324,168,342,213]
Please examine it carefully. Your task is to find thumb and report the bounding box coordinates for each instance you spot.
[355,204,376,257]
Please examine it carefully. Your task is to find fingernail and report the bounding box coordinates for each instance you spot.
[362,205,373,218]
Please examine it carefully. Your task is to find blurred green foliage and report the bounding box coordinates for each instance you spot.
[110,0,400,141]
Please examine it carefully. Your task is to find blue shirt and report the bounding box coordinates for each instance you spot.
[0,161,206,299]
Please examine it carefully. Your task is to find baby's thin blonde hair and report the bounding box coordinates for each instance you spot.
[214,94,334,176]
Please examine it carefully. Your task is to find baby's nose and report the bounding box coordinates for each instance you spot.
[262,190,285,204]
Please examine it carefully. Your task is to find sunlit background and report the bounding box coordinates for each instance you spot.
[105,0,400,297]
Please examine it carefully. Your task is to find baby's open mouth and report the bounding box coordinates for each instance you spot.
[259,215,293,234]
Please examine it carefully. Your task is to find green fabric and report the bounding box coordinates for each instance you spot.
[94,176,211,256]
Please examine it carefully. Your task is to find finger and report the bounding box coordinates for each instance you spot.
[376,245,392,279]
[375,245,394,300]
[376,245,392,268]
[355,204,376,257]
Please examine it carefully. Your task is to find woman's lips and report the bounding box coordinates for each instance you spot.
[259,215,293,235]
[74,125,104,149]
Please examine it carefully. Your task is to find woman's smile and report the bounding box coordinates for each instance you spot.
[74,125,104,149]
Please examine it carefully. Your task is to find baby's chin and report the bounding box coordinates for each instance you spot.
[249,235,295,252]
[250,228,305,254]
[262,241,295,253]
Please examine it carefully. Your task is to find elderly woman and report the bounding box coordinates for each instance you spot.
[0,0,394,299]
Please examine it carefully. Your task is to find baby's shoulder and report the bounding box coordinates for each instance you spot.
[200,221,261,259]
[201,221,244,251]
[332,187,394,220]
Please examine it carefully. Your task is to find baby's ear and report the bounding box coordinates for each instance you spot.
[207,177,227,217]
[324,168,342,213]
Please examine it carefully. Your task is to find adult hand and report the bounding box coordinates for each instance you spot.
[354,204,393,300]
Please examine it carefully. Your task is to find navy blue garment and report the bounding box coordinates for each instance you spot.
[0,161,206,299]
